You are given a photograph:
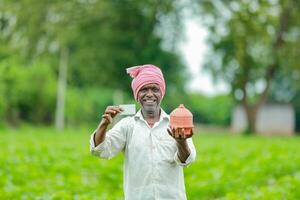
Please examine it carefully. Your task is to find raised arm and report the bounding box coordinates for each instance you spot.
[94,106,123,146]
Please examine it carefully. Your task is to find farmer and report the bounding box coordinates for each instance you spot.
[90,64,196,200]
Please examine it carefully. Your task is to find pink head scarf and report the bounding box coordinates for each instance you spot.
[126,64,166,101]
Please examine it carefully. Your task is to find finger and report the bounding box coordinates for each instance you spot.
[175,128,179,138]
[182,128,186,139]
[112,106,124,113]
[177,128,182,138]
[107,115,113,123]
[179,128,185,139]
[106,106,123,114]
[101,114,109,123]
[186,129,193,138]
[173,127,177,138]
[107,107,123,114]
[172,127,176,134]
[168,126,174,136]
[101,115,109,124]
[102,114,110,121]
[105,108,123,118]
[179,127,184,135]
[117,105,124,111]
[105,110,117,115]
[179,127,184,134]
[170,127,176,137]
[102,114,113,124]
[104,111,116,119]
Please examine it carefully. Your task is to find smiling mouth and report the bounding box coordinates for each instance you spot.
[143,99,156,105]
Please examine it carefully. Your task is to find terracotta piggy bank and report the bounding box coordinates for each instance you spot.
[169,104,193,136]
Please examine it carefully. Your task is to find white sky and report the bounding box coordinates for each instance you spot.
[180,18,229,96]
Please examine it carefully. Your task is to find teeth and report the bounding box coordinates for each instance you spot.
[145,100,154,102]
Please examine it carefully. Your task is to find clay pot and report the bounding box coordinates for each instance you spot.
[170,104,193,136]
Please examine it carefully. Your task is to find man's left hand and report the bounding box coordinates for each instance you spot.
[167,126,193,141]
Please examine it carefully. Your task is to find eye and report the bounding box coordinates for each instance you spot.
[152,87,160,92]
[140,88,147,93]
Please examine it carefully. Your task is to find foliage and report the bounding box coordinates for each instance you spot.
[65,87,128,127]
[0,0,187,91]
[186,133,300,199]
[187,93,233,125]
[0,0,190,126]
[0,58,56,125]
[0,55,230,127]
[161,90,233,125]
[0,128,300,199]
[193,0,300,132]
[194,0,300,100]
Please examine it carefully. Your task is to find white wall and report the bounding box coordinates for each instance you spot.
[231,104,295,135]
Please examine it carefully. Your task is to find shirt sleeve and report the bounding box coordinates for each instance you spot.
[90,117,131,159]
[174,137,196,167]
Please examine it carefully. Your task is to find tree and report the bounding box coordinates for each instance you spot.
[193,0,300,133]
[0,0,187,127]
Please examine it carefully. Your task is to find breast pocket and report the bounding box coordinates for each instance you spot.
[127,124,151,163]
[157,134,177,164]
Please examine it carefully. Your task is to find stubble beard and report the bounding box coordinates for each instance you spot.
[141,102,161,118]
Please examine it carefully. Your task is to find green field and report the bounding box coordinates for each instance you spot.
[0,127,300,200]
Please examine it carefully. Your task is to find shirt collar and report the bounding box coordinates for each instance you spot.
[134,108,169,122]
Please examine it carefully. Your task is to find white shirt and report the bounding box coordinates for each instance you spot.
[90,109,196,200]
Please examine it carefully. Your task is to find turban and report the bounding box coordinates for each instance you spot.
[126,64,166,101]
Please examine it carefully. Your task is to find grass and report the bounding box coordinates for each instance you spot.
[0,127,300,200]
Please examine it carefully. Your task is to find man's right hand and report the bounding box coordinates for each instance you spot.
[94,106,124,146]
[101,106,124,125]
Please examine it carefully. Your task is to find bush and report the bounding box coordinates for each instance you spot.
[187,93,233,125]
[65,87,115,126]
[0,58,57,125]
[0,67,7,121]
[0,57,234,127]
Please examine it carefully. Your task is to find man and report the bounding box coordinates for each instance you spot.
[90,64,196,200]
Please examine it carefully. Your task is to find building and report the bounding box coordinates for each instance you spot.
[231,104,295,135]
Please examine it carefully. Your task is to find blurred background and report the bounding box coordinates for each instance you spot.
[1,0,300,134]
[1,0,300,135]
[1,0,300,199]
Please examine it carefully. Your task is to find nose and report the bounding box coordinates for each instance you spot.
[145,89,154,97]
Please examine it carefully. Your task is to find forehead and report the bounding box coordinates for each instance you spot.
[140,83,160,89]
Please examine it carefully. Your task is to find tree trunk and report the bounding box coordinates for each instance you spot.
[241,71,273,134]
[243,104,259,134]
[55,46,68,130]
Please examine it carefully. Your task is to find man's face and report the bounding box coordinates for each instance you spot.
[137,83,162,113]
